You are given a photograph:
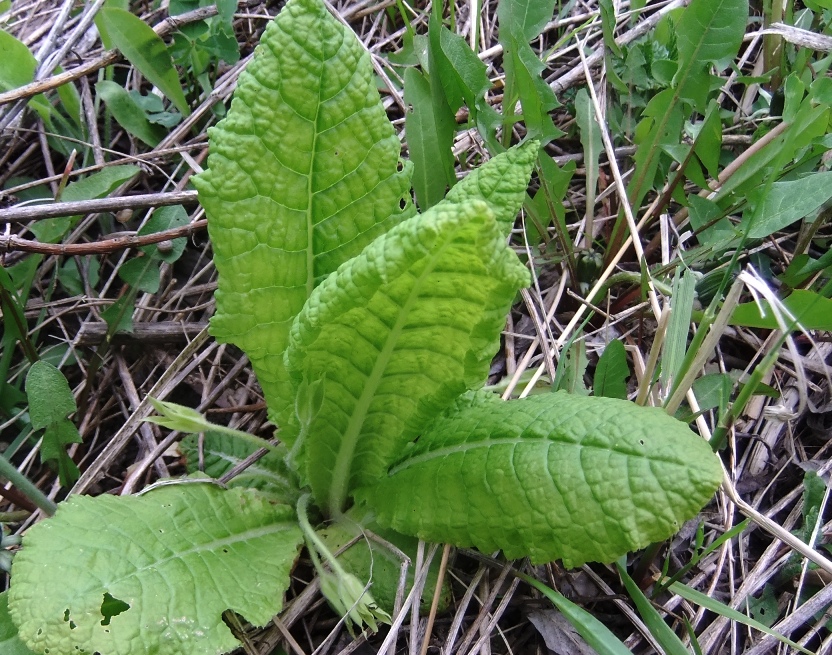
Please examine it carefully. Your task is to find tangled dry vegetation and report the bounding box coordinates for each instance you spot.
[1,0,832,653]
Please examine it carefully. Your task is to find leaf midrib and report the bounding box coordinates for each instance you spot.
[326,239,452,514]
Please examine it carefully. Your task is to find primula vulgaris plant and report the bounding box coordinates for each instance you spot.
[7,1,723,653]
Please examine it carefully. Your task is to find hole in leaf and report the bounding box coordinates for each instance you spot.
[100,592,130,626]
[63,609,70,622]
[396,160,404,172]
[222,548,229,553]
[70,621,77,630]
[399,197,407,209]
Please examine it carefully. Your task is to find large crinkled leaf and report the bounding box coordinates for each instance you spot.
[0,593,35,655]
[439,140,537,236]
[285,200,529,514]
[9,484,302,655]
[193,0,413,426]
[358,391,722,567]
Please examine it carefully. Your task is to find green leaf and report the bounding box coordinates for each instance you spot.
[518,573,635,655]
[138,205,189,263]
[9,484,303,655]
[101,295,134,334]
[0,592,35,655]
[405,66,455,210]
[318,512,451,615]
[599,0,623,57]
[743,171,832,238]
[593,340,629,399]
[25,361,82,487]
[94,8,190,115]
[180,432,300,502]
[661,269,696,390]
[497,0,556,42]
[30,163,141,243]
[193,0,413,426]
[575,89,602,221]
[674,0,747,105]
[0,29,36,91]
[119,256,161,293]
[730,290,832,330]
[359,390,722,567]
[440,140,537,236]
[500,32,563,145]
[25,361,76,430]
[286,201,530,514]
[96,80,166,147]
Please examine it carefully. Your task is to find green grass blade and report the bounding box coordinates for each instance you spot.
[518,573,634,655]
[616,562,690,655]
[667,581,816,655]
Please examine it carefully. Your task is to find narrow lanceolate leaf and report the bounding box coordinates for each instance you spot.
[9,484,302,655]
[359,391,722,567]
[285,201,530,514]
[94,8,190,115]
[193,0,412,427]
[440,140,537,236]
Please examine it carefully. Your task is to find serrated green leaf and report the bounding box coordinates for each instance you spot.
[0,592,35,655]
[9,484,303,655]
[405,66,455,210]
[180,432,300,502]
[285,201,530,514]
[138,205,189,263]
[359,391,722,567]
[440,140,537,236]
[96,80,166,147]
[193,0,413,426]
[25,361,76,430]
[743,171,832,238]
[593,340,629,399]
[95,8,190,115]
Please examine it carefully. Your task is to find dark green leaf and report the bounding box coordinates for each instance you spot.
[138,205,189,263]
[119,256,161,293]
[95,8,190,115]
[593,340,629,399]
[96,80,166,147]
[404,66,455,209]
[497,0,556,42]
[25,361,76,431]
[743,171,832,238]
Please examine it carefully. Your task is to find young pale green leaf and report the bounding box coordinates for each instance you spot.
[593,340,629,400]
[359,390,722,567]
[96,80,166,147]
[440,140,537,236]
[180,432,300,503]
[0,592,35,655]
[285,201,530,514]
[9,484,303,655]
[404,66,455,210]
[743,171,832,238]
[94,8,190,115]
[193,0,413,427]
